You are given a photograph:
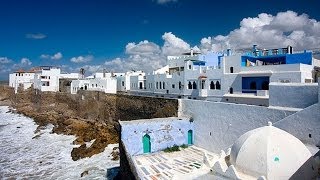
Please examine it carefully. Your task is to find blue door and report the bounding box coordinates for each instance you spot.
[143,134,151,153]
[188,130,193,145]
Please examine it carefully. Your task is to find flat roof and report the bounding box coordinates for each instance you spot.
[119,117,189,125]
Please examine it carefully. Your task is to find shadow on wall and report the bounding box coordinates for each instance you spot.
[290,150,320,179]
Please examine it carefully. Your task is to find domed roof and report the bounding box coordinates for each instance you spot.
[230,123,312,179]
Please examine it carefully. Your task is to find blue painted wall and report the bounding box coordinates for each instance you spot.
[242,76,269,92]
[198,52,224,67]
[286,52,312,65]
[241,52,312,67]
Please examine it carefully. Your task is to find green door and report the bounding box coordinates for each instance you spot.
[143,134,151,153]
[188,130,193,145]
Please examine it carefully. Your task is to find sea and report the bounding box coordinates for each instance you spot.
[0,106,120,179]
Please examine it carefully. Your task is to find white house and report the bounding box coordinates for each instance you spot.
[9,69,35,93]
[33,66,61,92]
[70,74,118,94]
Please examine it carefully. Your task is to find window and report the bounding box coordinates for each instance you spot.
[188,81,192,89]
[172,84,175,89]
[216,81,221,90]
[210,81,215,89]
[188,65,192,69]
[201,80,205,89]
[230,67,234,73]
[122,81,124,86]
[229,87,233,94]
[163,82,165,89]
[159,82,162,89]
[192,81,197,89]
[156,82,158,89]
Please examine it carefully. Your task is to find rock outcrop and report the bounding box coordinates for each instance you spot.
[0,86,177,161]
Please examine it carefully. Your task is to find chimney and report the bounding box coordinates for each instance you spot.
[287,45,293,54]
[103,69,106,78]
[227,49,232,56]
[190,48,194,56]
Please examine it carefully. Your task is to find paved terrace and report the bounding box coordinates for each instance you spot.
[132,146,220,180]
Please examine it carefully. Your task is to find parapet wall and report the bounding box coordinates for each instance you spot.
[269,82,318,109]
[178,99,295,153]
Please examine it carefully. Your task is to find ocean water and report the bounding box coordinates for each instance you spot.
[0,106,119,179]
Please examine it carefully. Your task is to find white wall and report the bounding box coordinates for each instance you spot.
[178,99,295,153]
[274,103,320,147]
[269,83,318,108]
[120,117,194,156]
[71,78,117,94]
[9,72,35,91]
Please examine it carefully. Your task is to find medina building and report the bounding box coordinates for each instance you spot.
[128,46,320,106]
[9,66,81,93]
[119,74,320,180]
[9,69,36,93]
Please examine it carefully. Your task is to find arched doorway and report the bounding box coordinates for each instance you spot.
[188,130,193,145]
[143,134,151,153]
[84,85,87,90]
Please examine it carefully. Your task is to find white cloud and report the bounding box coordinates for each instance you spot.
[26,33,47,39]
[52,52,63,60]
[161,32,192,56]
[155,0,177,4]
[40,52,63,60]
[0,57,12,64]
[70,55,93,63]
[103,32,200,73]
[126,40,161,56]
[200,11,320,52]
[20,58,32,66]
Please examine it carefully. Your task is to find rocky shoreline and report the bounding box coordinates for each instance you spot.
[0,85,177,162]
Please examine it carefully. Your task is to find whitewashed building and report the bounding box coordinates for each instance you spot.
[9,69,35,93]
[128,46,319,106]
[70,71,119,94]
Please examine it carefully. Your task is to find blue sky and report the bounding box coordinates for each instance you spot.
[0,0,320,80]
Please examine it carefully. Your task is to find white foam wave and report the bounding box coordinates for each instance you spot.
[0,106,119,179]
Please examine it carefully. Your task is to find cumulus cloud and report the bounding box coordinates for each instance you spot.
[154,0,177,4]
[70,55,93,63]
[200,11,320,53]
[161,32,191,56]
[0,57,12,64]
[40,52,63,60]
[26,33,47,39]
[126,40,161,55]
[104,40,165,72]
[103,32,200,73]
[20,58,32,66]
